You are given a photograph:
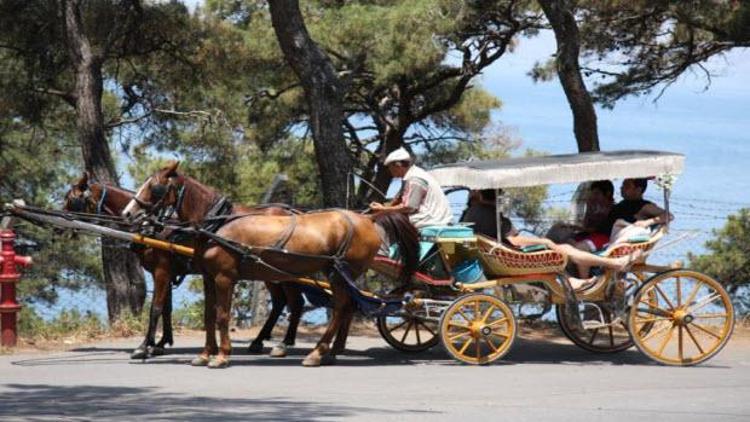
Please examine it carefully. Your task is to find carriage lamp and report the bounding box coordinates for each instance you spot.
[0,229,32,347]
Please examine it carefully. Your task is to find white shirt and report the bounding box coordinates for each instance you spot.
[398,165,453,228]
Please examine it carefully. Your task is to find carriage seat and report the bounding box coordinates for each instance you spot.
[476,235,567,277]
[598,225,666,258]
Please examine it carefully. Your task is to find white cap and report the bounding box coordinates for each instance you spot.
[383,147,412,166]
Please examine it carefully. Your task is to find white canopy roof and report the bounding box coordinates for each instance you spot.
[428,150,684,189]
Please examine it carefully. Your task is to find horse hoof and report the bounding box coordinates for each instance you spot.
[150,346,166,356]
[247,342,264,354]
[190,355,210,367]
[270,343,287,358]
[302,355,321,367]
[130,348,149,360]
[208,356,230,369]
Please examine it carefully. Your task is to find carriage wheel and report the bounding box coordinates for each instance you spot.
[376,287,439,353]
[439,294,516,365]
[556,303,633,353]
[556,273,655,353]
[628,270,734,366]
[377,312,439,353]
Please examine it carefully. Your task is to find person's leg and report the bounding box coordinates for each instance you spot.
[551,243,635,271]
[573,240,595,277]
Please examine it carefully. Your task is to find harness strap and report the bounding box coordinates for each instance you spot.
[334,210,355,259]
[96,186,108,214]
[272,212,297,249]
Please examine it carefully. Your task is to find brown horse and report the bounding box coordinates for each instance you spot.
[64,173,305,359]
[123,162,419,367]
[63,173,182,358]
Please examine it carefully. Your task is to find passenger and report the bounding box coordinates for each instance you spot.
[546,180,614,248]
[469,192,642,290]
[605,178,673,244]
[572,180,615,276]
[461,189,499,239]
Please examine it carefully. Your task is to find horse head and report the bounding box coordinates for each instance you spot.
[63,171,99,213]
[122,161,186,221]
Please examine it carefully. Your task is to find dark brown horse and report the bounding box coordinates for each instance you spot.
[63,173,182,358]
[65,173,308,358]
[123,162,419,367]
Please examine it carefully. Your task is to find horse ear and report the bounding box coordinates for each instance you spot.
[165,160,180,177]
[77,171,90,188]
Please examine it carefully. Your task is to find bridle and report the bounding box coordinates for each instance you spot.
[66,183,113,215]
[133,176,187,222]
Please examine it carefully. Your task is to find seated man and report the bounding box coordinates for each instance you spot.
[370,147,453,257]
[571,180,615,276]
[605,178,673,244]
[369,147,453,228]
[461,189,499,239]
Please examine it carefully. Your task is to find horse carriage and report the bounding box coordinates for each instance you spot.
[374,150,734,366]
[4,150,734,367]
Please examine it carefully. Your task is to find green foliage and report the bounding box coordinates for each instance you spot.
[1,114,103,305]
[171,277,205,330]
[18,306,105,342]
[555,1,750,107]
[690,209,750,310]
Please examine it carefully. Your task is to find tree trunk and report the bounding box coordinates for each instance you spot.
[369,124,406,202]
[539,0,600,152]
[269,0,352,207]
[63,0,146,322]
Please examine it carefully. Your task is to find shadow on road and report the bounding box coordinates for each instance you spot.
[12,334,723,368]
[0,383,428,421]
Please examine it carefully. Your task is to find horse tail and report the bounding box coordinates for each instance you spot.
[372,213,420,285]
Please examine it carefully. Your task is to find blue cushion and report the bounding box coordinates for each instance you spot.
[451,259,485,284]
[420,225,474,240]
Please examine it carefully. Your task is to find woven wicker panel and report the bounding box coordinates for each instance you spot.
[604,241,656,258]
[476,236,567,276]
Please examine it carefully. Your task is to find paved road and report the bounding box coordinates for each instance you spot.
[1,329,749,421]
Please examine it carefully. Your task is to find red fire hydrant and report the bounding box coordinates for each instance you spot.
[0,229,32,347]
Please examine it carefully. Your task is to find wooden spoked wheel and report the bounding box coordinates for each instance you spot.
[440,294,516,365]
[556,303,633,353]
[377,311,439,353]
[628,270,734,366]
[557,273,654,353]
[376,286,439,353]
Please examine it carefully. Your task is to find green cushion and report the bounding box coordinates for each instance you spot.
[420,225,474,240]
[627,235,651,244]
[520,244,548,253]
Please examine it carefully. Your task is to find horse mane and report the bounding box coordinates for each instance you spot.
[371,213,420,285]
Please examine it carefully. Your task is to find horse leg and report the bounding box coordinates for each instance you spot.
[191,273,218,366]
[282,283,305,346]
[302,277,348,367]
[155,282,174,353]
[248,282,285,354]
[131,264,170,359]
[208,272,234,369]
[332,268,361,355]
[269,283,305,358]
[331,302,354,355]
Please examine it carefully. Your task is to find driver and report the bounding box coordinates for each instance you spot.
[369,147,452,228]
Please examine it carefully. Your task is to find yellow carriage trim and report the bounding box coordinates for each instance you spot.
[475,235,567,276]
